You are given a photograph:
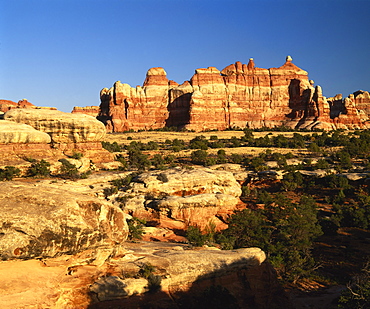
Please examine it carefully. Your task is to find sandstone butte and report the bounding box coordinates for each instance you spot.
[96,56,370,132]
[0,108,114,167]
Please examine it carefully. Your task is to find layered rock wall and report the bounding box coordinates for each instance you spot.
[0,109,113,166]
[98,57,369,132]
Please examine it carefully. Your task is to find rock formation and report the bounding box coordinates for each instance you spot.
[0,120,51,144]
[72,106,100,117]
[0,181,128,260]
[109,167,243,235]
[4,108,106,143]
[96,56,369,132]
[0,176,289,309]
[0,108,114,166]
[0,99,57,115]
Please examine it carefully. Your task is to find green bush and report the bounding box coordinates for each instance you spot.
[102,141,122,152]
[191,150,208,165]
[127,217,146,240]
[70,152,83,159]
[186,225,207,247]
[27,159,51,177]
[0,166,20,181]
[58,159,90,180]
[338,261,370,309]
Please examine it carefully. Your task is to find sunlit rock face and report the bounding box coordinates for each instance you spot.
[97,56,369,132]
[72,106,100,117]
[110,167,242,233]
[4,108,106,143]
[0,181,128,260]
[0,120,51,144]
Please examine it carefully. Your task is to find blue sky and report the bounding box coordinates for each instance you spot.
[1,0,369,112]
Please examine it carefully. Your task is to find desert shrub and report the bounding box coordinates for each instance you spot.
[147,273,162,292]
[58,159,90,180]
[70,152,83,159]
[210,135,218,140]
[241,186,250,198]
[326,174,352,190]
[110,173,138,189]
[316,158,330,169]
[281,171,303,191]
[230,153,243,164]
[103,186,118,198]
[102,141,122,152]
[186,226,207,247]
[157,172,169,183]
[189,136,208,150]
[191,150,208,165]
[128,149,151,170]
[205,157,217,166]
[127,217,146,240]
[151,154,165,169]
[217,194,322,282]
[138,263,156,279]
[0,166,20,181]
[115,155,128,170]
[27,159,51,177]
[338,260,370,309]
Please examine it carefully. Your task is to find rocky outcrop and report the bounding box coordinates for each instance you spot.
[110,167,243,233]
[0,120,51,144]
[0,241,290,309]
[0,108,113,166]
[0,99,35,113]
[72,106,100,117]
[99,67,172,132]
[353,90,370,116]
[4,108,106,143]
[0,181,128,260]
[97,56,369,132]
[327,92,370,129]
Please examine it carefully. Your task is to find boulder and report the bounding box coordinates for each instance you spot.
[0,181,128,260]
[0,242,290,309]
[114,167,242,232]
[0,120,51,144]
[4,108,106,143]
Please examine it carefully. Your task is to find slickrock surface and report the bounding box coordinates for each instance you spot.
[0,241,289,309]
[0,120,51,143]
[4,108,106,143]
[0,181,128,260]
[96,56,369,132]
[112,167,242,233]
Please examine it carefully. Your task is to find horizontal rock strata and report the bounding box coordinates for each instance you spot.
[4,108,106,143]
[96,56,369,132]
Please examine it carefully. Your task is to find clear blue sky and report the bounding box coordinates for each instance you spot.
[1,0,369,112]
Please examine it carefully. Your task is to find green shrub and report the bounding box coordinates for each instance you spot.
[186,225,207,247]
[191,150,208,165]
[102,141,122,152]
[27,159,51,177]
[58,159,90,180]
[338,261,370,309]
[147,273,162,292]
[0,166,20,181]
[127,217,146,240]
[70,152,83,159]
